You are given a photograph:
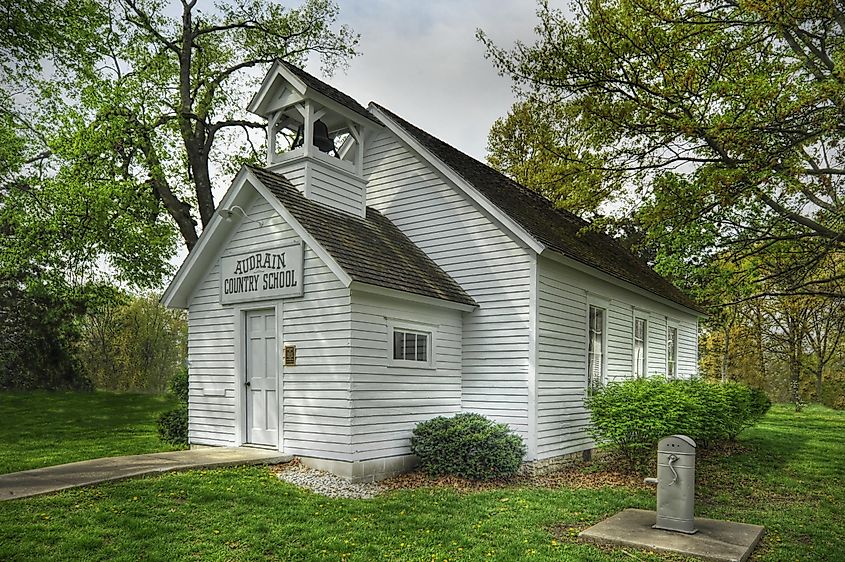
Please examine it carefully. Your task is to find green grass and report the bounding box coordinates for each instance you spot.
[0,402,842,561]
[0,391,183,474]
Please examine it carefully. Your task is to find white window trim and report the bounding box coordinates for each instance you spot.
[666,318,679,379]
[387,320,436,369]
[633,314,648,379]
[585,301,608,393]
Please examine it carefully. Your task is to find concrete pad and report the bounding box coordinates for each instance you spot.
[0,447,292,501]
[579,509,765,562]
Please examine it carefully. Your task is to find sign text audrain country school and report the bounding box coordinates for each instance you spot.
[219,242,304,304]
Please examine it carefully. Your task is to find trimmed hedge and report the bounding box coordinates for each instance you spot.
[411,413,526,480]
[586,378,770,464]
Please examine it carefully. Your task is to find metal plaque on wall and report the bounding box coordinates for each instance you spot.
[219,242,304,304]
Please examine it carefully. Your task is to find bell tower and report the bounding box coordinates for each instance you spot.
[247,61,381,218]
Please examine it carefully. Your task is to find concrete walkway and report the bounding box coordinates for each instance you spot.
[0,447,292,501]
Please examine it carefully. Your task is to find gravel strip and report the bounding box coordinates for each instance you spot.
[276,462,384,499]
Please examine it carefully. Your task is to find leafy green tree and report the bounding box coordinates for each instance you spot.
[79,294,187,392]
[39,0,358,250]
[488,99,609,217]
[1,1,357,388]
[480,0,845,297]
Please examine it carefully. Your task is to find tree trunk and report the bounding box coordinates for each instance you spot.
[721,324,730,383]
[816,364,824,402]
[189,140,216,228]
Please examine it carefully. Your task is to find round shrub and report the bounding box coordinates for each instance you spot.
[411,413,526,480]
[157,405,188,445]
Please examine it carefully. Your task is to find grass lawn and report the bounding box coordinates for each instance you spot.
[0,391,183,474]
[0,402,843,561]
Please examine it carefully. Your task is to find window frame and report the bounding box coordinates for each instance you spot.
[387,321,435,369]
[666,323,679,379]
[586,303,607,393]
[633,316,648,378]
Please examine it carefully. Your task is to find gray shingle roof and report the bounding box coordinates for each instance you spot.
[372,103,703,313]
[280,61,382,127]
[248,166,476,308]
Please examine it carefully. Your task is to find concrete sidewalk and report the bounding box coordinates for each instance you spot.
[0,447,292,501]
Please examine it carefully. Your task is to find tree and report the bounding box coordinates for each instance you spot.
[480,0,845,297]
[805,295,845,400]
[39,0,358,250]
[487,98,609,218]
[78,294,187,392]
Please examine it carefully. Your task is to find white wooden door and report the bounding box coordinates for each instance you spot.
[245,309,278,447]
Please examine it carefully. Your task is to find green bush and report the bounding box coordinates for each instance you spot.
[157,405,188,445]
[586,377,770,465]
[411,413,526,480]
[157,369,189,446]
[169,368,189,403]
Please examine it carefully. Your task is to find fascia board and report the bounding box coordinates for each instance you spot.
[161,167,252,309]
[369,104,545,255]
[244,168,354,288]
[349,281,477,313]
[247,61,308,115]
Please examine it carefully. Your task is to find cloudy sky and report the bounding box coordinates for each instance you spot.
[308,0,545,161]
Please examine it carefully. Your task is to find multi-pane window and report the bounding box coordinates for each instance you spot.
[634,317,647,378]
[667,326,678,378]
[587,306,605,392]
[393,329,429,363]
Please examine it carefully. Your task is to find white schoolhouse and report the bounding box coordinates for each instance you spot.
[163,61,704,481]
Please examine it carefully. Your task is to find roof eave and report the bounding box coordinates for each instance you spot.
[162,166,253,309]
[541,248,707,318]
[349,281,477,312]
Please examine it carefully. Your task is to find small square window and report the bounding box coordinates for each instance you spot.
[392,328,430,364]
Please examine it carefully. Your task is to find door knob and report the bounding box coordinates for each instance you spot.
[245,381,251,387]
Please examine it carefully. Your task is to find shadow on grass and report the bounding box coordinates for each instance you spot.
[0,390,182,474]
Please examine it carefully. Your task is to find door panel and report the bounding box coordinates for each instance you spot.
[245,309,278,447]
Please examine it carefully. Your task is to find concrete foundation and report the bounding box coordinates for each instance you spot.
[522,448,598,476]
[579,508,765,562]
[298,454,418,483]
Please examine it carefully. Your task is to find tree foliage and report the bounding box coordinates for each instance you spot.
[1,1,357,388]
[480,0,845,297]
[78,294,187,393]
[43,0,358,250]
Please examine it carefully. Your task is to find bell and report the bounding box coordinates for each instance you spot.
[312,120,334,153]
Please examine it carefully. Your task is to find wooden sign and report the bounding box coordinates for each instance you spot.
[220,242,304,304]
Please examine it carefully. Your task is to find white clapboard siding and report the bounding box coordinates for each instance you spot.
[648,314,668,376]
[187,192,354,459]
[535,257,701,459]
[363,131,533,440]
[267,160,306,192]
[349,291,462,461]
[536,259,592,458]
[269,157,365,217]
[606,300,634,383]
[308,162,365,217]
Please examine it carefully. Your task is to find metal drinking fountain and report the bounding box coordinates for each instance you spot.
[644,434,698,534]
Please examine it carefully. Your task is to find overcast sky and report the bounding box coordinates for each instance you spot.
[307,0,543,161]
